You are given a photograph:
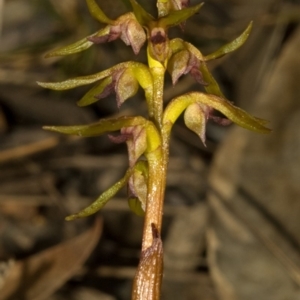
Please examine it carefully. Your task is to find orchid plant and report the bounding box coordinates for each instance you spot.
[38,0,270,299]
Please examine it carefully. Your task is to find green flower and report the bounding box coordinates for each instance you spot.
[46,0,146,57]
[163,92,271,145]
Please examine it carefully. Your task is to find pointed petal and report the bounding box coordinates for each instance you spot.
[199,62,225,98]
[86,0,114,24]
[77,76,113,107]
[37,69,112,90]
[43,116,146,137]
[204,22,253,61]
[66,168,132,220]
[45,36,94,58]
[45,27,110,58]
[159,3,204,28]
[37,62,130,90]
[129,0,154,26]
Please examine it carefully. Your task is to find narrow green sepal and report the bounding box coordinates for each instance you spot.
[86,0,114,24]
[66,168,132,220]
[77,77,113,107]
[200,62,225,98]
[43,116,147,137]
[204,22,253,61]
[45,27,110,58]
[159,3,204,28]
[163,92,271,136]
[37,68,112,90]
[37,62,129,90]
[129,0,154,26]
[45,36,94,58]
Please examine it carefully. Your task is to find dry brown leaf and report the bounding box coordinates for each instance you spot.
[0,218,102,300]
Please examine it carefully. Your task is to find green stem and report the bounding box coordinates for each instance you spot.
[142,47,167,249]
[151,67,165,127]
[147,45,165,128]
[132,47,169,300]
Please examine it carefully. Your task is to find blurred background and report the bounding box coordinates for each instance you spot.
[0,0,300,299]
